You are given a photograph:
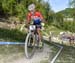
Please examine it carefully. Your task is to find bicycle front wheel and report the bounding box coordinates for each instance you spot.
[25,33,35,59]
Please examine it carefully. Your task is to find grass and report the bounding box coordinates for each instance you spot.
[43,40,60,62]
[55,45,75,63]
[0,28,26,42]
[43,25,64,36]
[44,40,75,63]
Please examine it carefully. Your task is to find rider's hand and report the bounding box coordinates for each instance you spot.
[40,19,45,26]
[41,22,45,27]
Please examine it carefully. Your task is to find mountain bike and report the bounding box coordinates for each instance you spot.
[25,24,44,59]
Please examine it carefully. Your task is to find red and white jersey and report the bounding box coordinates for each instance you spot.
[27,11,43,23]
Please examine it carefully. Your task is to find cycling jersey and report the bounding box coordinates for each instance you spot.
[27,11,43,29]
[27,11,43,23]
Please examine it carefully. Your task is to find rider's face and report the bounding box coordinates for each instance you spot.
[30,10,35,14]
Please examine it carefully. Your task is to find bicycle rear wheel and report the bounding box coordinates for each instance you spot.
[25,33,35,59]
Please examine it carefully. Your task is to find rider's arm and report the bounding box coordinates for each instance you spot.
[27,13,31,24]
[37,12,43,21]
[38,12,46,23]
[38,12,45,26]
[26,13,31,28]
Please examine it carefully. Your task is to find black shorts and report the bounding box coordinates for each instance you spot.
[35,25,42,29]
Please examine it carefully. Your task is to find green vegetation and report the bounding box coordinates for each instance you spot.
[62,21,75,32]
[52,8,75,33]
[69,0,75,8]
[0,0,75,34]
[0,0,54,41]
[0,0,51,21]
[55,45,75,63]
[45,40,75,63]
[57,8,75,19]
[42,25,63,36]
[0,28,26,42]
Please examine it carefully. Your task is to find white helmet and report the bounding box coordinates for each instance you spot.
[28,4,35,11]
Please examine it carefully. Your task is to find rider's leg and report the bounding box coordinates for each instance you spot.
[37,28,42,47]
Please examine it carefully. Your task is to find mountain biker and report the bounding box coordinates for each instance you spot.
[26,3,44,47]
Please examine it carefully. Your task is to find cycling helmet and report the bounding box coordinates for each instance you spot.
[28,4,35,11]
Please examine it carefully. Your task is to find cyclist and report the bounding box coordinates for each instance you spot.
[26,3,44,47]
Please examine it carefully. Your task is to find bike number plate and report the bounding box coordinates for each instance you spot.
[29,25,36,30]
